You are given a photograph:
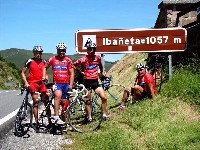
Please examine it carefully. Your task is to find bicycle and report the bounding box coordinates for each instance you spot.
[31,82,68,134]
[101,76,133,108]
[31,83,56,134]
[101,76,126,100]
[65,83,102,133]
[14,83,65,136]
[149,54,167,93]
[14,87,33,137]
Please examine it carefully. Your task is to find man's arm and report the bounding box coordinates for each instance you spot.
[21,67,29,87]
[73,61,85,76]
[147,82,155,99]
[69,68,74,89]
[42,64,50,80]
[99,60,106,76]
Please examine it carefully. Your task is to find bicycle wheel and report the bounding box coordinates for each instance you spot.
[154,69,164,93]
[15,102,33,137]
[32,100,53,133]
[67,94,102,132]
[67,97,88,133]
[34,92,55,133]
[90,94,102,131]
[105,84,126,109]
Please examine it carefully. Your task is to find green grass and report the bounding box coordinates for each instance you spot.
[161,64,200,106]
[63,96,200,150]
[60,61,200,150]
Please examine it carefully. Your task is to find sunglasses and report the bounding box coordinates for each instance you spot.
[34,52,42,55]
[87,47,96,51]
[137,68,144,71]
[57,49,66,52]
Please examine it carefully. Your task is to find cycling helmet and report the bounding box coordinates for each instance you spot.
[136,63,146,70]
[86,42,96,48]
[33,46,43,53]
[56,43,67,50]
[84,38,96,49]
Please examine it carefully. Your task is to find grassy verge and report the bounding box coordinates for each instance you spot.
[62,61,200,150]
[63,96,200,150]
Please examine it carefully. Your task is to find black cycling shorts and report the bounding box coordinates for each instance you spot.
[131,87,152,100]
[84,79,101,91]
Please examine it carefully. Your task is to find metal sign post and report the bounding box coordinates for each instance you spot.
[168,54,172,80]
[101,54,106,72]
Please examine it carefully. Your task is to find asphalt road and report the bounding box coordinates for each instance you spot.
[0,90,72,149]
[0,89,24,139]
[0,90,22,119]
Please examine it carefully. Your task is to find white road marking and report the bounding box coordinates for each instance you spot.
[0,109,19,126]
[0,101,33,126]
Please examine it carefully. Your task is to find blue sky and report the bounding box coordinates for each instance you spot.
[0,0,162,62]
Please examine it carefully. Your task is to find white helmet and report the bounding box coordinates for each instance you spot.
[33,46,43,53]
[136,63,146,70]
[56,43,67,50]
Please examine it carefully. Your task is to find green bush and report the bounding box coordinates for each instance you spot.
[161,62,200,106]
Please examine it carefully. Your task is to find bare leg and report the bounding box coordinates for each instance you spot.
[32,94,39,124]
[85,91,92,120]
[95,87,107,116]
[41,93,51,118]
[133,85,143,100]
[54,90,62,116]
[121,86,131,105]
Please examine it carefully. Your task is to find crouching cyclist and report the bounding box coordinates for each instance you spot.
[118,63,156,110]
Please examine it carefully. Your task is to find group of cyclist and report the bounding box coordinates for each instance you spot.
[21,40,156,129]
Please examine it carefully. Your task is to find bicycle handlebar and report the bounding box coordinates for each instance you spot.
[72,83,88,98]
[44,82,54,89]
[100,75,112,81]
[100,75,112,90]
[17,86,29,96]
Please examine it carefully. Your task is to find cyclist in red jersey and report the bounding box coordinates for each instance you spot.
[43,43,74,124]
[21,46,49,127]
[73,39,109,121]
[118,63,156,110]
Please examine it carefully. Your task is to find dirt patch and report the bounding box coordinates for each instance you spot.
[167,100,200,122]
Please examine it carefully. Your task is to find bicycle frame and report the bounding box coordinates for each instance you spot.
[100,76,126,101]
[67,83,102,132]
[150,54,167,93]
[15,87,33,137]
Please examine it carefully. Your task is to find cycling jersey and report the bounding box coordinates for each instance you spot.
[137,72,156,94]
[74,55,101,80]
[47,56,73,83]
[24,58,46,83]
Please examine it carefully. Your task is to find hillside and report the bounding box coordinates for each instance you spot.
[107,53,148,86]
[0,48,115,72]
[0,48,116,84]
[0,55,22,89]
